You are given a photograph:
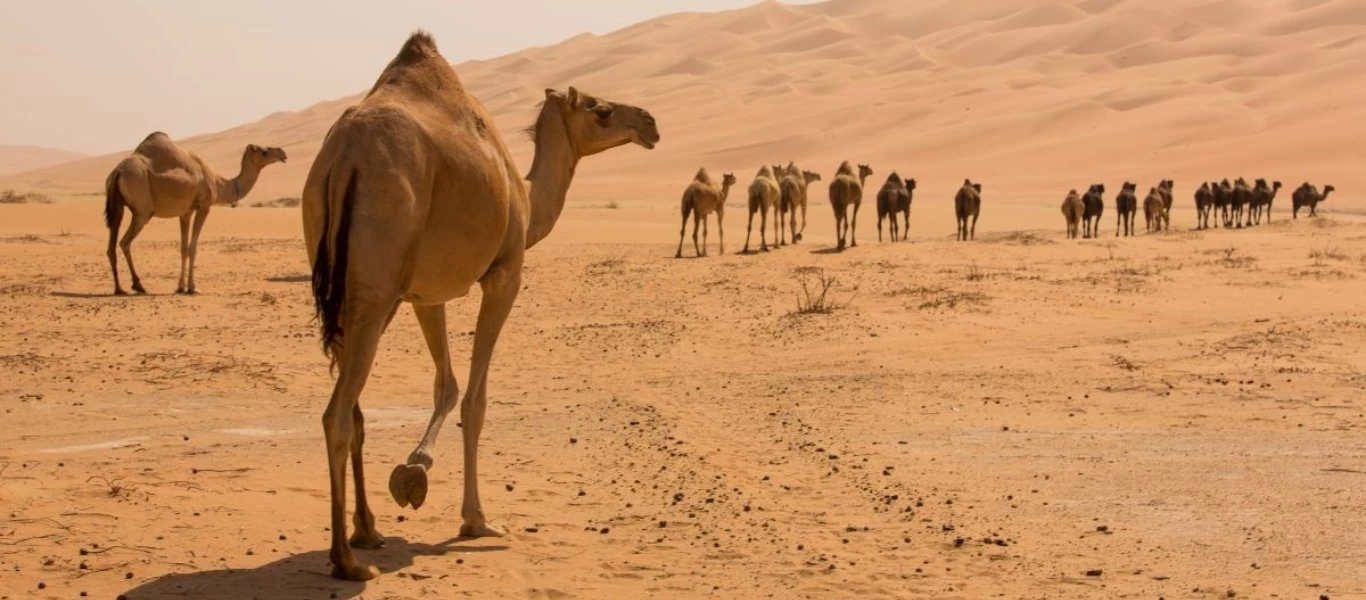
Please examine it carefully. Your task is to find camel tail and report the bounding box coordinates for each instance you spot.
[103,172,124,231]
[311,169,359,370]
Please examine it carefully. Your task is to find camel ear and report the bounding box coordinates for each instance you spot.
[246,144,260,153]
[566,86,581,107]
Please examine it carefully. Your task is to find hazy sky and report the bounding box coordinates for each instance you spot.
[0,1,812,154]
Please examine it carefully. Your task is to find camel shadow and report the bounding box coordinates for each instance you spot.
[50,290,169,299]
[117,536,503,600]
[808,247,845,255]
[266,273,311,283]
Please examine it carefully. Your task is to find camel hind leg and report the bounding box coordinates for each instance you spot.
[119,211,153,294]
[106,201,126,295]
[743,204,756,253]
[849,202,860,248]
[675,199,692,258]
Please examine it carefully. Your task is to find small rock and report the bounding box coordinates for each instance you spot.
[524,527,539,533]
[599,527,610,534]
[1085,569,1103,577]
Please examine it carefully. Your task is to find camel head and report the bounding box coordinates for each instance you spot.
[802,170,821,184]
[973,183,982,193]
[906,178,917,191]
[773,164,786,177]
[1123,181,1137,193]
[244,144,288,169]
[543,87,659,156]
[1323,185,1335,197]
[721,172,737,188]
[886,172,903,186]
[1272,180,1283,192]
[858,164,873,180]
[1091,183,1106,195]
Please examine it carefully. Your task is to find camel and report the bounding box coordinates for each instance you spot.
[876,172,910,242]
[1114,181,1138,237]
[102,132,286,295]
[1292,182,1335,218]
[1082,183,1105,238]
[1251,179,1282,225]
[828,162,872,250]
[1230,177,1253,228]
[1143,187,1168,232]
[743,166,780,253]
[1157,179,1175,214]
[896,176,917,241]
[676,169,736,258]
[1061,189,1083,239]
[1194,182,1214,230]
[301,32,659,581]
[1214,179,1233,227]
[778,164,820,244]
[954,179,982,241]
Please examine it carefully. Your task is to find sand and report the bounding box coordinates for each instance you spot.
[2,0,1366,598]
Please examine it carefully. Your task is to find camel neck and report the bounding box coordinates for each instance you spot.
[217,155,260,206]
[525,102,580,249]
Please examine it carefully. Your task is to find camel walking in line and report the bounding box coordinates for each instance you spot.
[103,132,286,294]
[302,32,659,581]
[829,161,872,250]
[676,169,736,257]
[743,165,780,253]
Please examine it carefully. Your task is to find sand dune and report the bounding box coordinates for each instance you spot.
[2,0,1361,228]
[0,144,85,178]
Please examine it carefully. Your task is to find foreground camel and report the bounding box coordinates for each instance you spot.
[778,165,820,244]
[1230,177,1253,228]
[103,132,286,295]
[1082,183,1105,238]
[743,166,780,253]
[1144,187,1168,232]
[676,169,736,257]
[876,172,910,242]
[302,32,659,581]
[829,162,872,250]
[1114,181,1137,237]
[1251,179,1282,225]
[1292,182,1335,218]
[954,179,982,241]
[1214,179,1233,227]
[1061,189,1083,239]
[1194,182,1214,230]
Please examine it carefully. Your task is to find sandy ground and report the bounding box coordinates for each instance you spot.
[1,198,1365,599]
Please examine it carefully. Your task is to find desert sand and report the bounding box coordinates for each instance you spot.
[2,0,1366,598]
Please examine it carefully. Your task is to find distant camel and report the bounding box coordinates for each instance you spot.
[301,32,659,580]
[1061,189,1083,239]
[954,179,982,241]
[876,172,910,242]
[676,168,736,258]
[1157,179,1175,214]
[1251,179,1282,225]
[743,165,780,253]
[1230,177,1253,228]
[1082,183,1105,238]
[1213,179,1233,227]
[1292,182,1335,218]
[829,162,872,250]
[103,132,286,295]
[778,164,819,244]
[1143,187,1168,232]
[896,176,917,240]
[1194,182,1214,230]
[1114,181,1137,237]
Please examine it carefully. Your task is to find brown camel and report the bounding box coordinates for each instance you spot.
[1157,179,1175,214]
[302,32,659,581]
[1143,187,1168,232]
[1194,182,1214,230]
[896,176,917,241]
[1061,189,1083,239]
[1292,182,1334,218]
[829,162,872,250]
[743,165,780,253]
[103,132,286,295]
[1081,183,1105,238]
[1251,179,1282,225]
[778,164,820,244]
[1214,179,1233,227]
[676,169,736,258]
[1114,181,1137,237]
[1230,177,1254,228]
[954,179,982,241]
[876,172,910,242]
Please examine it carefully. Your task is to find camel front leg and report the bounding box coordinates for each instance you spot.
[970,213,978,241]
[701,215,710,257]
[760,206,770,252]
[850,203,860,248]
[717,208,725,255]
[175,213,191,294]
[796,198,807,243]
[183,207,211,294]
[457,264,522,538]
[389,303,460,511]
[119,211,153,294]
[788,205,797,246]
[675,203,691,259]
[743,207,755,253]
[692,212,702,257]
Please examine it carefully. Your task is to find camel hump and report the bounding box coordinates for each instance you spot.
[395,30,440,65]
[693,167,710,182]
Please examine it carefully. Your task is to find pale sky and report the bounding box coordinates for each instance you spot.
[0,0,813,154]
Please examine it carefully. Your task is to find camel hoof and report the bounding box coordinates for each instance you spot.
[349,529,386,549]
[185,287,198,295]
[331,561,381,581]
[674,252,682,259]
[132,283,147,294]
[114,288,128,296]
[388,463,428,509]
[459,521,506,538]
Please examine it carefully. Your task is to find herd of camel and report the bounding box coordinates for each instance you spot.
[676,165,1336,255]
[89,31,1343,582]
